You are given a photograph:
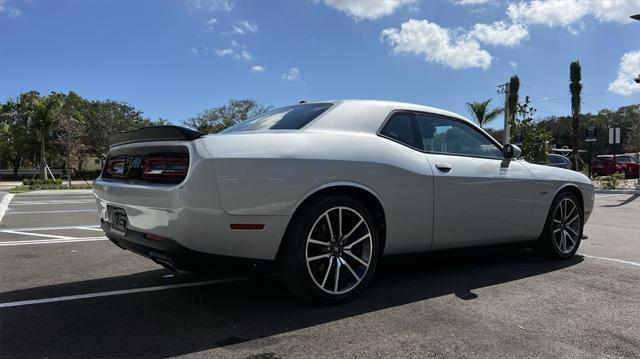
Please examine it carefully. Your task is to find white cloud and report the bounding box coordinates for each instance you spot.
[214,45,252,60]
[380,19,492,70]
[509,61,518,69]
[251,65,266,73]
[231,20,258,35]
[186,0,233,12]
[608,50,640,96]
[215,48,234,57]
[321,0,416,21]
[507,0,640,28]
[282,67,301,81]
[0,0,21,17]
[467,21,529,46]
[190,47,199,55]
[453,0,493,4]
[203,17,217,32]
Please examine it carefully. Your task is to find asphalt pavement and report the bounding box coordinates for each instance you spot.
[0,191,638,358]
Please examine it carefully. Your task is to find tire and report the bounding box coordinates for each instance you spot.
[281,195,380,304]
[538,191,583,259]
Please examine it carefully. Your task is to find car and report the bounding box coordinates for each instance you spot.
[545,154,572,170]
[591,154,639,178]
[94,100,594,303]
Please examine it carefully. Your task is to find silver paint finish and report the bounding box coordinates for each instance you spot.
[94,100,594,262]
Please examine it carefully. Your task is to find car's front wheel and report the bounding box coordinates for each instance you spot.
[539,191,583,259]
[281,196,379,303]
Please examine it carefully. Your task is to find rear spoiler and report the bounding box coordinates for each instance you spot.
[108,126,206,147]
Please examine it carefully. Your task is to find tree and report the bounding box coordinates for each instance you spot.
[569,61,582,170]
[84,100,146,166]
[513,96,551,163]
[0,100,31,177]
[53,92,88,185]
[183,99,271,133]
[153,118,171,126]
[466,99,503,128]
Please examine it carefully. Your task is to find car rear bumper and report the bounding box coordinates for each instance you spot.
[102,220,275,274]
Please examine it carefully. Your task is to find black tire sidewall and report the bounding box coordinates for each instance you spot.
[282,196,379,303]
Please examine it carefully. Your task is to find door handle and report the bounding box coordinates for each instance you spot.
[435,163,452,172]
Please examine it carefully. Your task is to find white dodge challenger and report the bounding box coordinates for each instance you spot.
[94,100,594,302]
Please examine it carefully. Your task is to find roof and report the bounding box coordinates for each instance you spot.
[307,99,474,134]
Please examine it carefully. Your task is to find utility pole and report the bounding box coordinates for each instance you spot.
[632,14,640,185]
[498,82,511,144]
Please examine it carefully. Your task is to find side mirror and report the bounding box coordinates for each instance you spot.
[503,144,522,159]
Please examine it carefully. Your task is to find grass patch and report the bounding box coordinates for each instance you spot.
[8,184,93,193]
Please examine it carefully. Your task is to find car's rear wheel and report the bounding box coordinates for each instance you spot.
[538,191,583,259]
[281,196,379,303]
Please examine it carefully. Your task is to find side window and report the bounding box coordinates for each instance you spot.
[380,113,419,149]
[415,114,502,158]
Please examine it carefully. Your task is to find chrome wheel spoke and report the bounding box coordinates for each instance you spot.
[345,233,370,250]
[334,256,341,292]
[566,215,579,226]
[564,230,575,245]
[321,256,333,288]
[338,208,343,237]
[325,213,335,241]
[344,249,369,268]
[307,253,330,262]
[308,238,330,247]
[342,258,360,281]
[566,225,579,238]
[342,219,363,241]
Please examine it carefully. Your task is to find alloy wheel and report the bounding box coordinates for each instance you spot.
[305,206,373,295]
[552,198,581,254]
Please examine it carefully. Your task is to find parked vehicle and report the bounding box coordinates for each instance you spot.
[94,100,594,303]
[591,155,639,178]
[546,154,572,170]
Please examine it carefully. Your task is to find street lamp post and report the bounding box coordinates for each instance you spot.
[632,15,640,186]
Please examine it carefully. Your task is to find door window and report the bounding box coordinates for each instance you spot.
[416,114,502,158]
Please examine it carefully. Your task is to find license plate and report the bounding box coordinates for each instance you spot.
[111,208,128,236]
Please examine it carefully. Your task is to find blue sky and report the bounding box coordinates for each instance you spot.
[1,0,639,128]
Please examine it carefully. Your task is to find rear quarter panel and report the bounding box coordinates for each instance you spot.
[202,131,435,255]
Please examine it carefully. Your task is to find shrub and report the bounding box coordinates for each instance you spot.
[22,178,64,186]
[594,172,625,189]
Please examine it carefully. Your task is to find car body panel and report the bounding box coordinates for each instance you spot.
[94,100,594,264]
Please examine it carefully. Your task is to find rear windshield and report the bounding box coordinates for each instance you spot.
[221,103,332,133]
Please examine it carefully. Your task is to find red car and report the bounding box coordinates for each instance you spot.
[591,155,640,178]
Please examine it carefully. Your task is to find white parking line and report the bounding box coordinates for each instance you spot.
[0,277,247,308]
[0,224,100,232]
[0,193,15,224]
[0,237,108,246]
[6,209,97,215]
[580,254,640,268]
[10,201,94,206]
[1,230,74,239]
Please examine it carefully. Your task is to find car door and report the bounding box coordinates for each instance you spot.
[414,113,535,250]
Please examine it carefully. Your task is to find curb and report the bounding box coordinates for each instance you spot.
[0,193,15,224]
[594,189,640,195]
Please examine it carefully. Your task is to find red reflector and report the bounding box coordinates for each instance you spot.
[144,233,164,241]
[230,223,265,230]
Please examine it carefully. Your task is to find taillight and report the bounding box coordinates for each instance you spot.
[105,157,128,177]
[141,156,189,179]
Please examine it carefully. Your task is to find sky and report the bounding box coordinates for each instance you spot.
[1,0,639,129]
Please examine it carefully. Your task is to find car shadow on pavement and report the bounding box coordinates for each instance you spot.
[0,245,583,358]
[601,194,639,207]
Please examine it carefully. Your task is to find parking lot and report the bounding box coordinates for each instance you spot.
[0,190,639,358]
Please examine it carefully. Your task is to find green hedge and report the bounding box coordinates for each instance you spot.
[22,178,64,186]
[28,184,93,190]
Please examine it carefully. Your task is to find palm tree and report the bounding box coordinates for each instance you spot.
[570,61,582,170]
[466,99,504,129]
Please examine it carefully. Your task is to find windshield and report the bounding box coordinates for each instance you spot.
[221,103,332,133]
